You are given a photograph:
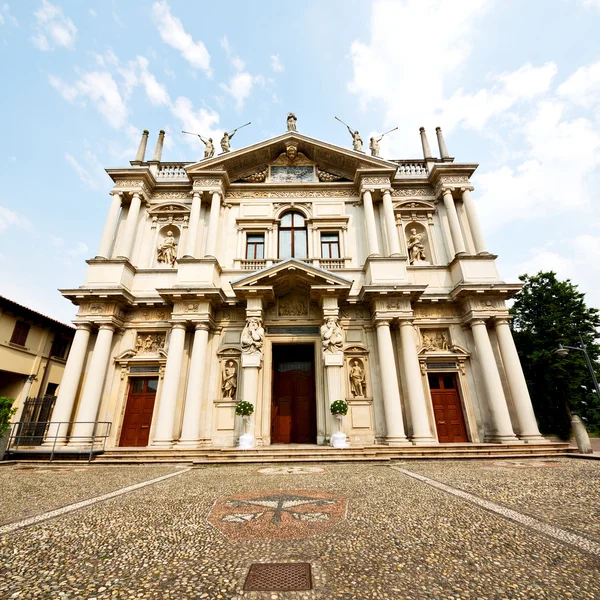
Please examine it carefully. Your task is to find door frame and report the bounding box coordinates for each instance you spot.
[427,372,468,443]
[119,376,160,447]
[423,362,480,443]
[261,337,325,445]
[270,343,317,444]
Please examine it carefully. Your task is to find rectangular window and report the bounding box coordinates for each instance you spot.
[321,233,340,259]
[10,321,30,346]
[45,382,59,396]
[246,234,265,259]
[50,334,70,359]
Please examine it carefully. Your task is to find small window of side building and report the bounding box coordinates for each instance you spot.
[50,334,70,359]
[45,382,59,397]
[321,232,340,259]
[246,234,265,259]
[10,321,30,346]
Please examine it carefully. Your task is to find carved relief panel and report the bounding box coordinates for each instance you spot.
[134,332,166,356]
[418,328,451,352]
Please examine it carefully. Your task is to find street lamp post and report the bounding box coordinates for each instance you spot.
[556,333,598,454]
[556,333,600,399]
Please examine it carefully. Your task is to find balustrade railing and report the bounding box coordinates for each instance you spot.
[6,421,112,462]
[156,163,190,179]
[240,259,267,271]
[396,161,429,177]
[318,258,345,270]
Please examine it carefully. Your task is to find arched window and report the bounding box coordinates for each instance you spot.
[279,211,307,259]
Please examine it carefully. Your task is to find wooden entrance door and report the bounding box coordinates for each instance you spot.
[119,377,158,447]
[271,345,316,444]
[428,373,468,443]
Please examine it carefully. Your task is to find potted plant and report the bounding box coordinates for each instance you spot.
[235,401,255,449]
[330,399,349,449]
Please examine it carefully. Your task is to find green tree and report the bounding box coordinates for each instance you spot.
[0,397,17,437]
[510,272,600,439]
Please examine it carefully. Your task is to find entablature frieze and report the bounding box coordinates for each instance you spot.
[111,178,153,200]
[225,188,359,200]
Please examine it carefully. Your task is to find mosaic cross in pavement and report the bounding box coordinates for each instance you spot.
[254,466,329,476]
[209,489,347,540]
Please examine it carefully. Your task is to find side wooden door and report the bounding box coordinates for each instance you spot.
[272,371,293,443]
[119,377,158,447]
[428,373,468,443]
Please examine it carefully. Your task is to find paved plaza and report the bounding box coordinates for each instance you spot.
[0,458,599,599]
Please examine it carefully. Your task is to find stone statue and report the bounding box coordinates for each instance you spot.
[287,113,297,131]
[422,330,450,351]
[220,129,237,153]
[199,135,215,159]
[157,230,178,267]
[346,126,363,152]
[349,360,366,397]
[286,144,298,163]
[241,317,264,355]
[407,228,427,264]
[321,317,344,354]
[369,135,383,157]
[221,360,237,398]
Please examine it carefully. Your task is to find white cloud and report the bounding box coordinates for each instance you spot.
[270,54,284,73]
[508,233,600,309]
[1,3,19,27]
[89,8,97,17]
[65,149,106,189]
[441,62,558,132]
[66,242,88,257]
[475,97,600,231]
[348,0,492,155]
[31,0,77,51]
[118,56,171,106]
[557,59,600,109]
[221,36,245,71]
[0,206,32,233]
[170,96,221,151]
[49,71,128,128]
[219,36,264,109]
[151,0,212,76]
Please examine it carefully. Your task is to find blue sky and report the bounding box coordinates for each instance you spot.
[1,0,600,324]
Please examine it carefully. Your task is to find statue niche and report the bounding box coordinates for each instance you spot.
[405,222,430,265]
[349,358,367,398]
[156,226,179,267]
[221,359,238,399]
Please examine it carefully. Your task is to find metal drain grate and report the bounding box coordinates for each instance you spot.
[243,562,312,591]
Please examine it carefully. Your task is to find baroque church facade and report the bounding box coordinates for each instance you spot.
[50,122,544,450]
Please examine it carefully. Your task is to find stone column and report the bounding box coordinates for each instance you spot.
[177,323,210,446]
[381,189,401,256]
[45,324,92,443]
[152,130,165,162]
[362,190,380,257]
[419,127,433,159]
[435,127,450,159]
[71,324,116,441]
[184,191,202,258]
[494,318,544,441]
[117,192,142,261]
[442,189,466,256]
[204,191,221,257]
[134,130,149,162]
[461,187,487,255]
[375,320,409,445]
[398,320,436,444]
[470,319,517,442]
[96,193,122,259]
[12,374,37,423]
[152,323,187,447]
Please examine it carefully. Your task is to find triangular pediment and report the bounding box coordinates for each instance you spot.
[185,131,398,183]
[231,258,352,299]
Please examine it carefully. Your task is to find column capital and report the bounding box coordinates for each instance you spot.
[110,191,123,199]
[441,187,454,198]
[194,322,211,332]
[379,187,393,195]
[469,318,487,327]
[397,318,415,328]
[75,323,93,332]
[374,318,391,328]
[98,323,116,332]
[192,190,202,200]
[460,186,475,193]
[494,316,512,326]
[170,322,188,331]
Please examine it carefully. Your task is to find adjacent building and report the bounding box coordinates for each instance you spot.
[0,296,74,428]
[51,123,544,450]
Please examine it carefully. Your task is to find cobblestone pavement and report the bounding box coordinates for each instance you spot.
[0,461,599,599]
[402,457,600,543]
[0,465,178,525]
